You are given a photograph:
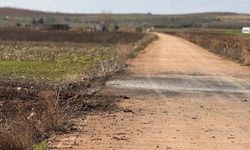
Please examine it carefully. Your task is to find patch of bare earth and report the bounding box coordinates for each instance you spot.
[50,33,250,150]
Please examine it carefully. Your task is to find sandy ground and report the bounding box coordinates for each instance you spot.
[51,33,250,150]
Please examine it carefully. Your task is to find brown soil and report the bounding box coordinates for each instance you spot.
[50,33,250,150]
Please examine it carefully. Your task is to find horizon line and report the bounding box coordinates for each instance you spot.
[1,6,249,16]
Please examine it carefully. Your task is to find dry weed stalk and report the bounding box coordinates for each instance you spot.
[0,91,67,150]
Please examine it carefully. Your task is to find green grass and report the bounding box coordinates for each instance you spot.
[157,27,250,36]
[0,43,117,82]
[0,60,89,81]
[221,29,242,35]
[220,29,250,36]
[34,141,48,150]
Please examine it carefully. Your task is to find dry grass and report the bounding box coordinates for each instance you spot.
[0,132,27,150]
[0,91,67,150]
[166,31,250,65]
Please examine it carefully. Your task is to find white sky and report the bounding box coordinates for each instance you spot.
[0,0,250,14]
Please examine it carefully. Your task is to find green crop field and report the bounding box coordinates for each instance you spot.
[0,41,116,82]
[0,31,146,85]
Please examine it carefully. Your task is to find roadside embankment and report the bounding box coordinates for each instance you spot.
[165,31,250,65]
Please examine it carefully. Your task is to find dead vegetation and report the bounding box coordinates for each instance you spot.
[0,30,144,44]
[0,91,66,150]
[165,31,250,65]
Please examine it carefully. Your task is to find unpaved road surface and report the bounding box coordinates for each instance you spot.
[51,33,250,150]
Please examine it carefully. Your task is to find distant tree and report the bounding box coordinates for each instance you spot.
[112,25,119,32]
[32,18,36,24]
[38,18,44,24]
[147,12,152,15]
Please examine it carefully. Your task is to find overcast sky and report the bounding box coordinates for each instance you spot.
[0,0,250,14]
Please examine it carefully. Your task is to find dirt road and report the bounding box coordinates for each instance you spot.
[51,33,250,150]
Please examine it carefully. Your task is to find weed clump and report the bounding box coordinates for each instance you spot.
[0,91,67,150]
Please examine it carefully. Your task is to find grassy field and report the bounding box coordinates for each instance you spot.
[0,31,145,83]
[0,41,117,82]
[156,28,250,36]
[0,31,145,85]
